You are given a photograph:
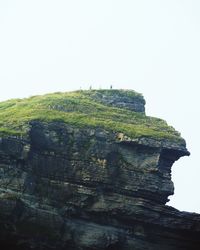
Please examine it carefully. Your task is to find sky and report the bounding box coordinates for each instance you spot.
[0,0,200,212]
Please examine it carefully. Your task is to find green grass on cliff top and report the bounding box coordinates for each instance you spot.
[0,89,182,142]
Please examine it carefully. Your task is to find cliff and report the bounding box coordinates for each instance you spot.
[0,89,199,250]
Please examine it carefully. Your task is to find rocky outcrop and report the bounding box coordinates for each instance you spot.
[0,90,199,250]
[87,89,146,113]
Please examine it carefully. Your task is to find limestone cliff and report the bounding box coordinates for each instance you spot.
[0,89,199,250]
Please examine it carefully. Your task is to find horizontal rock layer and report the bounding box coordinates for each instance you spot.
[0,121,199,250]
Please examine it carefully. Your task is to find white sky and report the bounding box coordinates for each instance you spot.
[0,0,200,212]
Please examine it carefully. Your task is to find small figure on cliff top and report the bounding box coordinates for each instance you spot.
[110,84,113,89]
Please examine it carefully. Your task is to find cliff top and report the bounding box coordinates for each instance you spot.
[0,89,184,145]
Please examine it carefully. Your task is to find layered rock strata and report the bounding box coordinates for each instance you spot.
[0,90,199,250]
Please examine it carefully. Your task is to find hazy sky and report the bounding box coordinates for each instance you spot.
[0,0,200,212]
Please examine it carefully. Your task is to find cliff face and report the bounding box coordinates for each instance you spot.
[0,89,199,250]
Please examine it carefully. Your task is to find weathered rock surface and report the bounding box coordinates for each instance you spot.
[0,90,200,250]
[87,89,146,113]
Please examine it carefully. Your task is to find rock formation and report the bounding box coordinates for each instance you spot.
[0,89,199,249]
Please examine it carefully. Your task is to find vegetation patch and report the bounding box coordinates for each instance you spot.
[0,90,183,142]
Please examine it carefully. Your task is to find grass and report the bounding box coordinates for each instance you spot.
[0,89,183,143]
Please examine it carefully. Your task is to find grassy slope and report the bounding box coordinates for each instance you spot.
[0,90,182,142]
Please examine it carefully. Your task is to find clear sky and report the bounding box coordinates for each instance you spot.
[0,0,200,212]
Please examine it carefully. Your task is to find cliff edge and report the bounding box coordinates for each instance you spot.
[0,89,199,250]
